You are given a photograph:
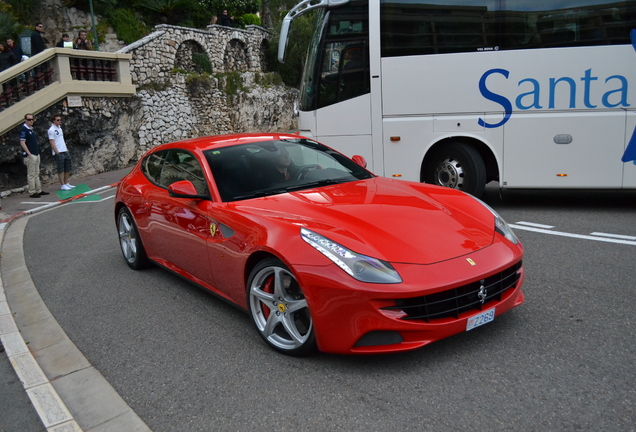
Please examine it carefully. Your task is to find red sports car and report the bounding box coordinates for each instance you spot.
[115,133,524,355]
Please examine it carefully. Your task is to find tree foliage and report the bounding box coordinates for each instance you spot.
[267,10,316,87]
[0,2,26,41]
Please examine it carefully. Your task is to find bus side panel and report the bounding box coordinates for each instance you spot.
[382,115,503,182]
[502,111,625,188]
[623,111,636,188]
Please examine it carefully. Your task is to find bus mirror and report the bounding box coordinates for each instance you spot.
[352,155,367,168]
[278,0,351,63]
[278,18,292,63]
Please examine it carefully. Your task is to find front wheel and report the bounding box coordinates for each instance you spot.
[424,142,487,197]
[248,258,316,356]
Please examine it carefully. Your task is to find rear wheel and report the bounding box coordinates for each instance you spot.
[424,142,487,197]
[248,258,316,356]
[117,207,148,270]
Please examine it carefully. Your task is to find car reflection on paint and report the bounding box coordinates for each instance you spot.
[115,133,525,355]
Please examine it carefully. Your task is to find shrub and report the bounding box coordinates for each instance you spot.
[193,52,212,74]
[107,8,149,45]
[236,13,260,27]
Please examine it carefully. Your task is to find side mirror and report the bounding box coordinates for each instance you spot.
[168,180,209,200]
[351,155,367,168]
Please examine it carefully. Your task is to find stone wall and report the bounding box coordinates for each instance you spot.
[120,24,271,85]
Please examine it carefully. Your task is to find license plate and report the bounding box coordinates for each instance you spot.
[466,308,495,331]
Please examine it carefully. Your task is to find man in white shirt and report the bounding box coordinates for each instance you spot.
[48,115,75,191]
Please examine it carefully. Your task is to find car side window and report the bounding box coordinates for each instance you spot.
[158,150,209,195]
[142,152,166,184]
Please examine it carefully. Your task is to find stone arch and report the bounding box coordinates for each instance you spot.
[224,39,249,72]
[259,39,270,72]
[175,39,212,74]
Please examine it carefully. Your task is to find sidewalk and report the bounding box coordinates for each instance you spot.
[0,167,151,432]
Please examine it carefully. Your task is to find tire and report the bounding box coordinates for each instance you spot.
[117,207,149,270]
[424,142,487,197]
[247,258,316,356]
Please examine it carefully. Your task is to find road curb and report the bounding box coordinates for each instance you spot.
[1,214,81,431]
[0,185,151,432]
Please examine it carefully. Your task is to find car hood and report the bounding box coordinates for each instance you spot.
[230,178,495,265]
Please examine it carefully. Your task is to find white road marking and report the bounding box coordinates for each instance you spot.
[69,194,116,204]
[590,232,636,241]
[510,224,636,246]
[514,221,555,229]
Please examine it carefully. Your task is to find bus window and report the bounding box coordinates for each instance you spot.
[380,0,636,57]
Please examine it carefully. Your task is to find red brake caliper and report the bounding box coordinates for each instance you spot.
[261,274,275,320]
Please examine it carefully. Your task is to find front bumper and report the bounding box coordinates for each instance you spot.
[293,238,525,354]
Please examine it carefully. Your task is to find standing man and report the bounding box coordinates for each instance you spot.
[48,115,75,191]
[74,31,93,50]
[31,23,46,56]
[19,114,49,198]
[220,10,234,27]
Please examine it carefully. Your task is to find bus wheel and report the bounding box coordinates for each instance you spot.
[424,142,487,197]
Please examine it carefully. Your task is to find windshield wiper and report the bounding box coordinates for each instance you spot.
[285,178,348,192]
[232,190,279,200]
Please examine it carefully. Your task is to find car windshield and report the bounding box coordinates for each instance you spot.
[204,138,374,202]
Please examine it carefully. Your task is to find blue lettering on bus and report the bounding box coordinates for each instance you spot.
[478,68,630,127]
[477,69,512,129]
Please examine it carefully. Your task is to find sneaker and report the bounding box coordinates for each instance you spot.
[30,193,41,198]
[61,185,72,190]
[65,183,76,188]
[39,191,50,195]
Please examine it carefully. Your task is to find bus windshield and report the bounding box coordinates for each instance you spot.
[300,0,370,110]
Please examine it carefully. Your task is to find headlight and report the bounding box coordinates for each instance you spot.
[300,228,402,284]
[470,197,519,245]
[494,213,519,245]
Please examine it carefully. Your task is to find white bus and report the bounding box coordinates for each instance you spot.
[278,0,636,196]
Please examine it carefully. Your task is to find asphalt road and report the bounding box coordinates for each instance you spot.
[16,186,636,431]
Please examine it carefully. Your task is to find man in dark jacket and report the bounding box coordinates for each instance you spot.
[6,38,23,61]
[0,42,17,71]
[19,114,50,198]
[31,23,46,56]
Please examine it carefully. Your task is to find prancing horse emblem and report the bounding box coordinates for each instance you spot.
[477,281,487,304]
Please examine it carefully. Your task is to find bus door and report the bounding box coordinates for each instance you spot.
[314,41,373,161]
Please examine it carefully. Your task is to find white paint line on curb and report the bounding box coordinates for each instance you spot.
[0,235,81,432]
[1,210,80,431]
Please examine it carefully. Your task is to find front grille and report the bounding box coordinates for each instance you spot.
[383,261,522,322]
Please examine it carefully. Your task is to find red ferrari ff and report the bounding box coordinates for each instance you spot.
[115,133,524,355]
